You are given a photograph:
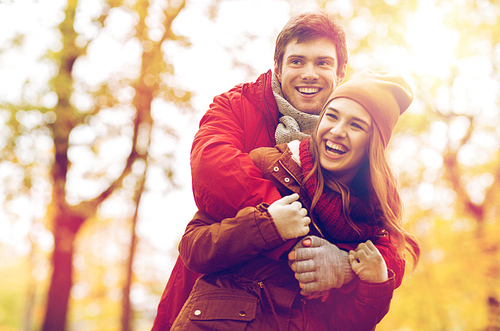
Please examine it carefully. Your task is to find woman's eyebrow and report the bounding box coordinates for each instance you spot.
[326,107,371,127]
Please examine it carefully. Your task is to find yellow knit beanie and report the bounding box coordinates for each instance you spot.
[329,70,413,147]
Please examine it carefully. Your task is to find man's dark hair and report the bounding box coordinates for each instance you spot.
[274,11,348,76]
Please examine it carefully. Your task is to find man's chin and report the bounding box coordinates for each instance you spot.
[293,98,325,115]
[297,105,322,115]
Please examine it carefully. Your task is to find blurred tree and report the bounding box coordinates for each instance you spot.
[0,0,190,330]
[435,2,500,330]
[117,2,187,330]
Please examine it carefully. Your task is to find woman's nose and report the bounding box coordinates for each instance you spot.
[330,124,347,137]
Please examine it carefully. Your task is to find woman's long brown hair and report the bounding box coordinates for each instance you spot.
[306,100,421,267]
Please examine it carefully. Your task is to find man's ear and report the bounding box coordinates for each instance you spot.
[274,60,282,83]
[337,63,347,86]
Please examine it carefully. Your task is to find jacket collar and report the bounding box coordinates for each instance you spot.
[242,70,279,128]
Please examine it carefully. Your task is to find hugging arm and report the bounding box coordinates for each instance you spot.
[179,206,284,274]
[191,84,281,221]
[179,194,310,274]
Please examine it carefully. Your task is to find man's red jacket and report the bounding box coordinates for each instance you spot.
[151,70,404,330]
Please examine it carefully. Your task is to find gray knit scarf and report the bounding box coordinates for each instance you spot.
[272,73,320,144]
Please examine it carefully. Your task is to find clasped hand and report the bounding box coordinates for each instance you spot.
[288,236,350,300]
[348,240,388,283]
[268,193,310,240]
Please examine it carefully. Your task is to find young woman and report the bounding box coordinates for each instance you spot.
[172,70,421,331]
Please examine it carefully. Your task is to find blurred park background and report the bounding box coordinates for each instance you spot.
[0,0,499,330]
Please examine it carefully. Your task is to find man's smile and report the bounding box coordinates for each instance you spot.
[297,87,321,95]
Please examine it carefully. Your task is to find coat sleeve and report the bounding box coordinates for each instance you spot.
[191,89,282,222]
[325,270,395,331]
[179,205,286,274]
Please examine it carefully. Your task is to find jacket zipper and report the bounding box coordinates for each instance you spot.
[278,159,324,237]
[301,299,308,330]
[278,159,302,187]
[258,281,283,331]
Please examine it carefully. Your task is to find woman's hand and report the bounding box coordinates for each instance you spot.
[268,193,310,240]
[348,240,388,283]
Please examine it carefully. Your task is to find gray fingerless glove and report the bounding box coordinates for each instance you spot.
[292,236,355,294]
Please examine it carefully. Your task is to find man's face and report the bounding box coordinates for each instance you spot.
[274,37,346,115]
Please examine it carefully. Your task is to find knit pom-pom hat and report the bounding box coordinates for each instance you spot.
[329,70,413,148]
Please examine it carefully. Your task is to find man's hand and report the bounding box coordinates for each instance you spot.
[288,236,355,295]
[268,194,310,240]
[348,240,388,283]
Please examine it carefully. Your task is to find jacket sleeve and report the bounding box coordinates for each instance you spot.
[179,205,286,274]
[191,88,282,222]
[325,270,395,331]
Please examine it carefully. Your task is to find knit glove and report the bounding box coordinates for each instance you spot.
[268,193,310,240]
[348,240,388,283]
[289,236,355,295]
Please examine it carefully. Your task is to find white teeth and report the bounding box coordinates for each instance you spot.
[326,140,347,154]
[298,87,319,94]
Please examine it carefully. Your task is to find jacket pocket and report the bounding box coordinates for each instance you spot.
[190,296,256,320]
[188,295,257,331]
[179,291,258,331]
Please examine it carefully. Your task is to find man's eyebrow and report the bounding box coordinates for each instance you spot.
[286,54,306,59]
[286,54,336,61]
[318,56,337,66]
[317,56,336,61]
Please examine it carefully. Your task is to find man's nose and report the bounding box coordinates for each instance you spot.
[301,63,319,80]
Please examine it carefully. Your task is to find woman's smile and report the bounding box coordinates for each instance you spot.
[324,139,348,157]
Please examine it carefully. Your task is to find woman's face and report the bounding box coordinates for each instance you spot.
[316,97,372,186]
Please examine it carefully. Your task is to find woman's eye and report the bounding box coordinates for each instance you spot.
[351,122,364,130]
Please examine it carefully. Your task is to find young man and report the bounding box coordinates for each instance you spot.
[152,11,404,330]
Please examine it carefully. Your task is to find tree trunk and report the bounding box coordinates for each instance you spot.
[121,208,139,331]
[121,168,147,331]
[42,217,81,331]
[486,295,500,331]
[24,231,36,331]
